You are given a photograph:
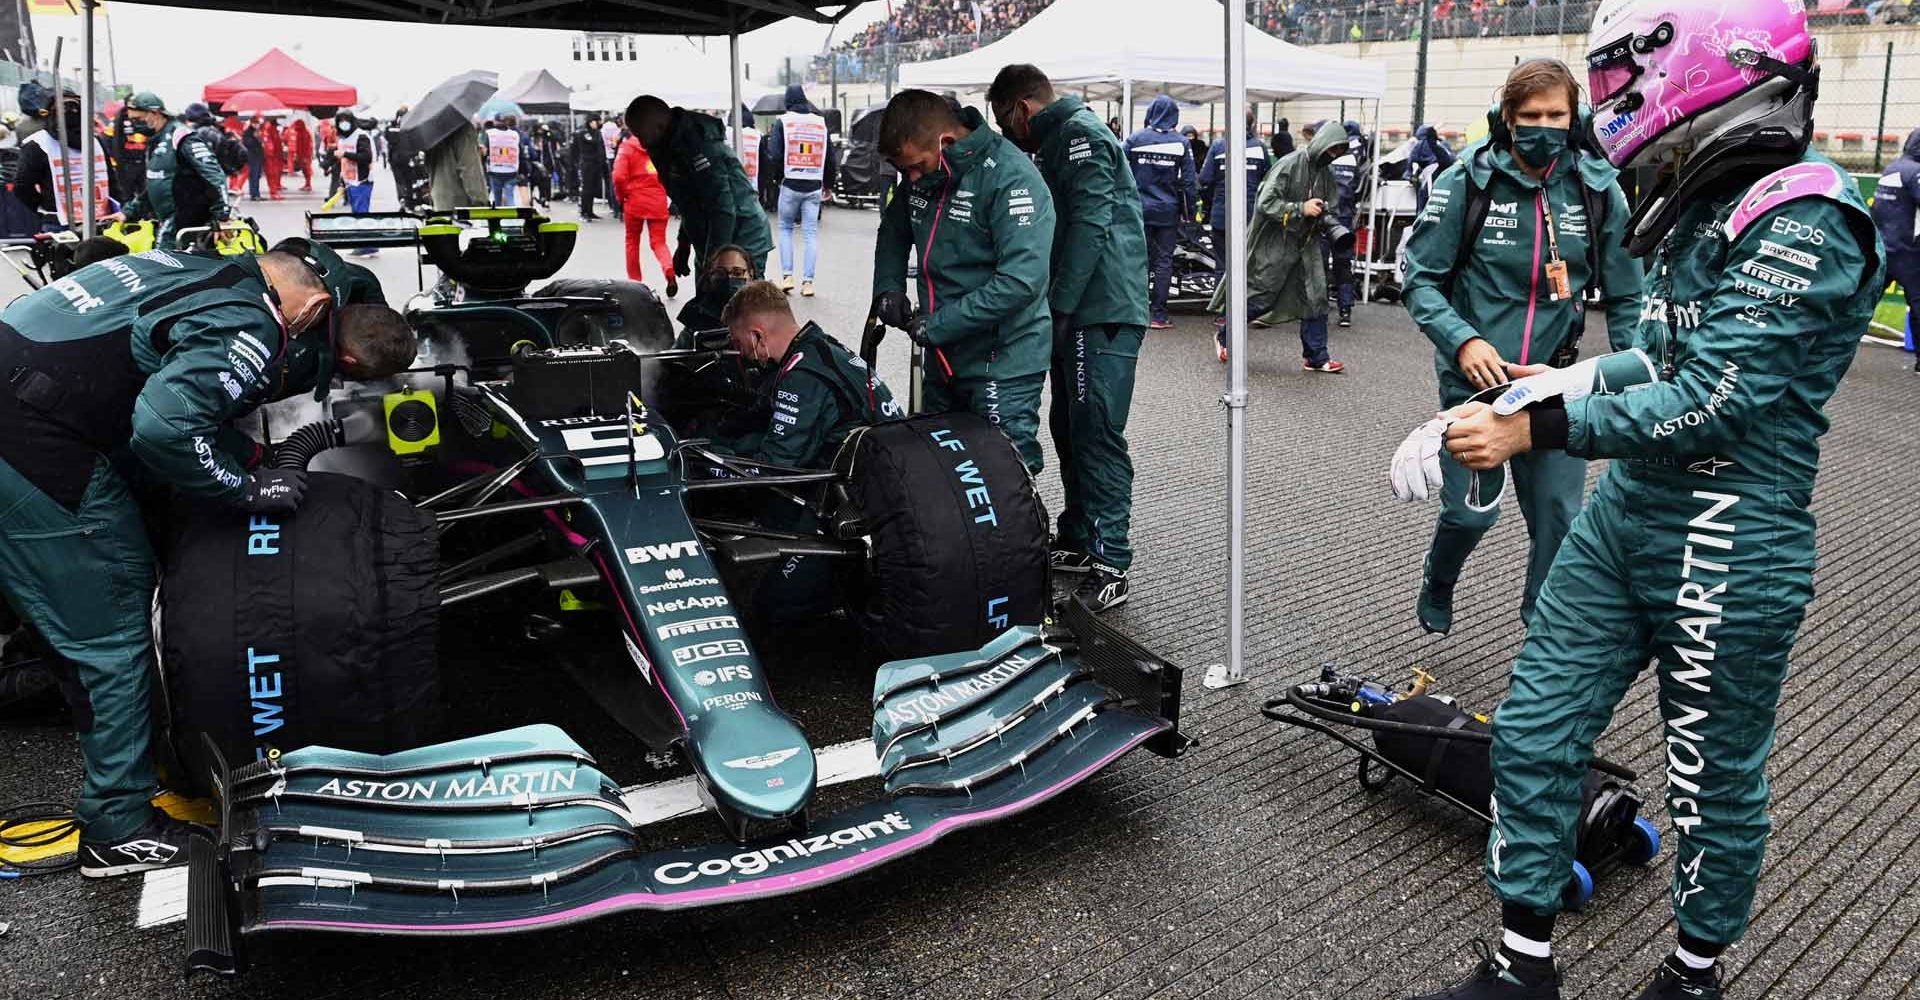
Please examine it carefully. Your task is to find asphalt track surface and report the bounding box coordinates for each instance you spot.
[3,182,1918,1000]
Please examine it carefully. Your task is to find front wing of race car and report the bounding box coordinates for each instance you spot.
[185,600,1187,973]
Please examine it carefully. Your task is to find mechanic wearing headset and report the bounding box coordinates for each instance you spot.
[719,280,900,620]
[871,88,1056,474]
[625,94,775,281]
[988,63,1149,614]
[1406,2,1882,998]
[1399,59,1641,636]
[0,240,416,878]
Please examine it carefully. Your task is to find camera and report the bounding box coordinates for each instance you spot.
[1322,219,1355,257]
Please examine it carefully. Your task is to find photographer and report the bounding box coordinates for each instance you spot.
[1207,121,1347,371]
[1399,59,1640,635]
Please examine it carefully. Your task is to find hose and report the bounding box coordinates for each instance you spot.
[0,800,80,877]
[270,419,343,470]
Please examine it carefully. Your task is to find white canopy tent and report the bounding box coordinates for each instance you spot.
[901,0,1385,112]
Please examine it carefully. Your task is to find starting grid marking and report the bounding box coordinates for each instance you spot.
[133,739,882,929]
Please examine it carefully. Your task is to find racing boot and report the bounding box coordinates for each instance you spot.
[1050,549,1095,575]
[1407,940,1561,1000]
[79,808,201,878]
[1075,564,1129,613]
[1632,957,1724,1000]
[1418,556,1455,636]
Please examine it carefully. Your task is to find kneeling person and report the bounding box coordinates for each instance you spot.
[720,282,899,622]
[721,280,900,469]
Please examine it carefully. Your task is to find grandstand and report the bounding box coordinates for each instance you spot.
[818,0,1907,82]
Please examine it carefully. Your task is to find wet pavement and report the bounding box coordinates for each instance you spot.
[2,181,1917,999]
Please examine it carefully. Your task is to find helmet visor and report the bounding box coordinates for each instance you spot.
[1586,35,1643,105]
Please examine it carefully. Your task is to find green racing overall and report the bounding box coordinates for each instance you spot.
[1028,95,1149,572]
[1487,151,1884,946]
[0,249,337,841]
[1402,141,1641,618]
[873,107,1056,473]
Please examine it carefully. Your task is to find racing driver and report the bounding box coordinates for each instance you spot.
[1407,1,1883,998]
[0,240,415,877]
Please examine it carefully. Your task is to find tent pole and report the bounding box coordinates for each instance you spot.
[729,14,744,161]
[1363,97,1380,303]
[1122,77,1132,135]
[81,0,96,237]
[1206,0,1250,690]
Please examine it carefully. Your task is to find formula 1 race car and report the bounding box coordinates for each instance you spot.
[156,208,1189,974]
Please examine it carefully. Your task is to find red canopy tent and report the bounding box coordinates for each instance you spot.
[203,47,357,110]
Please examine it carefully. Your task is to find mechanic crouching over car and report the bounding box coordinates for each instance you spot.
[0,240,416,877]
[717,280,900,619]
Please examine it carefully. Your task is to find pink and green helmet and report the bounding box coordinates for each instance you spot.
[1585,0,1814,169]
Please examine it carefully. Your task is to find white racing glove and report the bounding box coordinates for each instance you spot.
[1389,417,1449,502]
[1387,349,1657,507]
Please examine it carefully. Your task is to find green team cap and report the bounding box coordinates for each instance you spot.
[127,91,167,113]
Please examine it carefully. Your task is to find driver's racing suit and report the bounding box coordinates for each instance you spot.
[1488,150,1883,946]
[0,250,332,841]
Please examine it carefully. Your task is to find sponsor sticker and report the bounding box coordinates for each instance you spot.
[673,640,750,668]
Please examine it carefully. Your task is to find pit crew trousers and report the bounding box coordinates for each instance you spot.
[1049,323,1141,571]
[1427,377,1586,619]
[1488,463,1813,946]
[0,455,159,842]
[919,370,1045,475]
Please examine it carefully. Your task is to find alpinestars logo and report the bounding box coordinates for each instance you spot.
[652,812,912,885]
[113,839,179,865]
[1675,845,1708,908]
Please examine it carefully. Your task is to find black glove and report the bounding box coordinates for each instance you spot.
[239,468,308,513]
[902,314,930,348]
[873,290,918,331]
[672,241,692,278]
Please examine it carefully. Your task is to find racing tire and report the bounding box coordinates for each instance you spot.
[834,412,1050,664]
[534,277,676,353]
[155,472,442,793]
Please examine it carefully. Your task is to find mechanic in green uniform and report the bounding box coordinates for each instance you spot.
[871,88,1056,473]
[626,95,774,281]
[0,241,416,878]
[1406,4,1884,998]
[719,280,900,620]
[113,93,229,249]
[987,64,1149,613]
[1399,59,1642,635]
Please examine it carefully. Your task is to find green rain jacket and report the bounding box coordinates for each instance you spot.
[123,119,228,226]
[1208,125,1346,324]
[1559,150,1883,487]
[1,249,338,503]
[1402,140,1642,397]
[873,107,1056,380]
[1027,95,1150,329]
[658,109,774,269]
[741,323,902,469]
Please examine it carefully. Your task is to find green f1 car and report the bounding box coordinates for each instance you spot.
[159,209,1189,974]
